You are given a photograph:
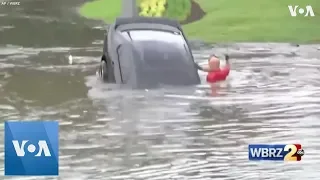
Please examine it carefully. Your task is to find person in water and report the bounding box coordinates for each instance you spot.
[196,54,230,83]
[195,54,230,96]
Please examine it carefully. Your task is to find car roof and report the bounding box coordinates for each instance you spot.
[121,29,184,42]
[117,23,181,35]
[114,17,182,31]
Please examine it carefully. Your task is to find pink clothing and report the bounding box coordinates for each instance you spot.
[206,66,230,83]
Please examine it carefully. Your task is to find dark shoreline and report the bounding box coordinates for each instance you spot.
[180,0,206,25]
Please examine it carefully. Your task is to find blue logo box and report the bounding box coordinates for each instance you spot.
[5,121,59,176]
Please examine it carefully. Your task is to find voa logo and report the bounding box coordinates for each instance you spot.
[12,140,51,157]
[288,5,315,17]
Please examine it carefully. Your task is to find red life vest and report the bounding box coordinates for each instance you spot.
[206,66,230,83]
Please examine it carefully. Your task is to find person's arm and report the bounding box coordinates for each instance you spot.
[224,54,230,68]
[221,55,230,76]
[195,63,211,72]
[201,65,211,72]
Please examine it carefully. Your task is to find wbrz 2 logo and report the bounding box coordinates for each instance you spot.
[5,121,59,176]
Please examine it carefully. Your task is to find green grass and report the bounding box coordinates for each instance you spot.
[79,0,188,21]
[79,0,320,43]
[79,0,121,22]
[164,0,191,21]
[184,0,320,43]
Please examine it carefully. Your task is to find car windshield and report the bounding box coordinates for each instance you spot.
[119,30,198,86]
[122,30,191,66]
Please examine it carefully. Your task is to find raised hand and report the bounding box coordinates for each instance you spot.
[225,54,230,61]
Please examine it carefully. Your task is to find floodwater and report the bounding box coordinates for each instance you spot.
[1,0,320,179]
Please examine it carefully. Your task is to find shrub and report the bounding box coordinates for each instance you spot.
[139,0,167,17]
[138,0,191,22]
[164,0,191,21]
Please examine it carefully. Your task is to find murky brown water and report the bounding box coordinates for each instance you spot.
[1,0,320,179]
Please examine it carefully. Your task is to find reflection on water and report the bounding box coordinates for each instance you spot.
[1,0,320,179]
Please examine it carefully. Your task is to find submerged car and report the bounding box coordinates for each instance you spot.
[98,17,201,88]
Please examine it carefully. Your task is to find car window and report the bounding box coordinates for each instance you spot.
[121,30,193,69]
[119,43,141,84]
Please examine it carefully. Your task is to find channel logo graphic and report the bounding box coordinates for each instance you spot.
[5,121,59,176]
[248,144,304,161]
[288,5,315,17]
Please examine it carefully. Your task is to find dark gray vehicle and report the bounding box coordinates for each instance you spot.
[98,17,201,89]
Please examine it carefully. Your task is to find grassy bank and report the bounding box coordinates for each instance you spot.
[79,0,190,22]
[79,0,121,22]
[184,0,320,43]
[79,0,320,43]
